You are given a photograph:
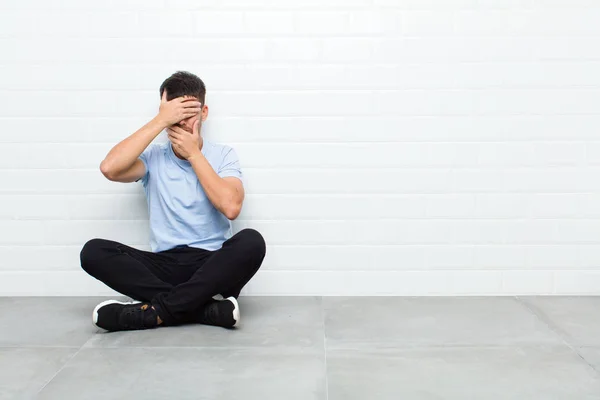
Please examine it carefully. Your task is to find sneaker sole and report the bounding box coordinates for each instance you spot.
[92,299,141,326]
[226,296,240,327]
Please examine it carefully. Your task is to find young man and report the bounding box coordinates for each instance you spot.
[80,71,265,332]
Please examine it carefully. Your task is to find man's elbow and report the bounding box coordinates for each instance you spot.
[223,202,242,221]
[100,160,118,181]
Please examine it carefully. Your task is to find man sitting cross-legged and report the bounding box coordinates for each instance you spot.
[80,71,265,332]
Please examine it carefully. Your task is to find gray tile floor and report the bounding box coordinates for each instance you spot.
[1,297,600,399]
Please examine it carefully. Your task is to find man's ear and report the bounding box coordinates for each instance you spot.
[201,105,209,122]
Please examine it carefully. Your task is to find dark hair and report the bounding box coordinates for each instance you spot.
[159,71,206,104]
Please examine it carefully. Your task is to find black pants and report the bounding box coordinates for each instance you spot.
[80,229,266,325]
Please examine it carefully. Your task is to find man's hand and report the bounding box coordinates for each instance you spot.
[167,120,202,160]
[157,91,202,126]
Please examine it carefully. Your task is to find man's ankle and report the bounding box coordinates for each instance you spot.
[152,306,163,325]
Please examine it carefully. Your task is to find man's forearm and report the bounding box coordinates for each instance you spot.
[189,153,241,219]
[100,116,167,177]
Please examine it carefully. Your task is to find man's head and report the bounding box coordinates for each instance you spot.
[160,71,208,133]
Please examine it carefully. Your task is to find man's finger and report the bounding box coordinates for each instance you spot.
[169,134,183,143]
[182,112,200,120]
[182,102,202,108]
[177,96,197,103]
[161,90,168,103]
[181,109,202,116]
[170,125,190,135]
[193,120,200,136]
[170,125,186,135]
[167,130,182,139]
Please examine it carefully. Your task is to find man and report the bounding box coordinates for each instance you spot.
[80,71,266,332]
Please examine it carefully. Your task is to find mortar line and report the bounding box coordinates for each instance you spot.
[35,335,95,395]
[515,296,600,375]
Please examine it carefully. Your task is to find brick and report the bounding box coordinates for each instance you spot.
[293,11,349,35]
[265,38,320,61]
[321,38,372,62]
[138,12,195,37]
[244,11,294,35]
[193,11,245,35]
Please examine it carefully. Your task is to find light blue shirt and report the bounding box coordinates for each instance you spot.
[138,140,243,253]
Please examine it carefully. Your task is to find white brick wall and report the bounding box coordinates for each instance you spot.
[1,0,599,295]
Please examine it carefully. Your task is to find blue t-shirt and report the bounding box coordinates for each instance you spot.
[138,140,242,253]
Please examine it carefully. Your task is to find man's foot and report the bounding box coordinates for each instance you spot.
[199,296,240,329]
[93,300,159,332]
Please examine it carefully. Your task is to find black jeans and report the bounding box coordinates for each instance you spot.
[80,229,266,325]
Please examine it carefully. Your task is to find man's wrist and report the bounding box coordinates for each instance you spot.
[152,115,169,130]
[187,149,203,161]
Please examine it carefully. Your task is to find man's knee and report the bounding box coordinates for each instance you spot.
[80,238,110,276]
[236,229,266,260]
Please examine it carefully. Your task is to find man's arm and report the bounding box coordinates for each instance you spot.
[168,122,244,220]
[100,92,202,182]
[99,117,164,182]
[189,155,244,220]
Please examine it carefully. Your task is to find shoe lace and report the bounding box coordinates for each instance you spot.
[121,304,152,329]
[201,302,221,325]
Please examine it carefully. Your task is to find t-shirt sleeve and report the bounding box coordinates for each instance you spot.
[136,144,158,185]
[218,147,243,181]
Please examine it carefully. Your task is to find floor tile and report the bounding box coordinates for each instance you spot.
[324,297,561,349]
[0,297,106,347]
[86,296,324,349]
[37,347,326,400]
[327,346,600,400]
[520,297,600,346]
[576,347,600,371]
[0,347,78,400]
